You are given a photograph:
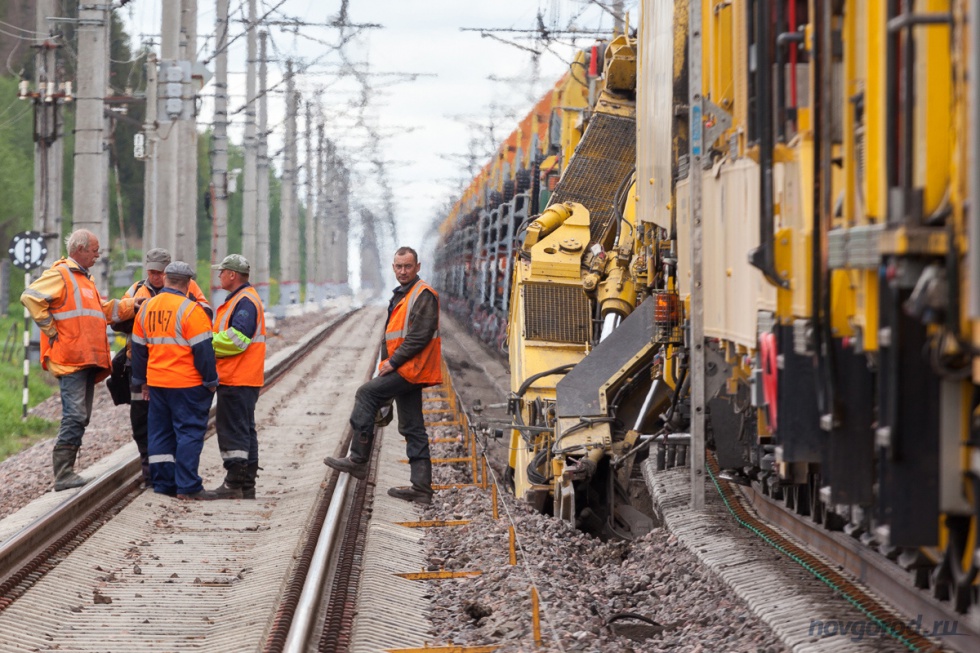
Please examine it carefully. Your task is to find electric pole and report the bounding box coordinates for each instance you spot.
[279,61,299,306]
[150,1,182,258]
[32,0,64,269]
[142,52,158,257]
[304,101,316,303]
[255,30,270,305]
[314,120,326,302]
[210,0,230,305]
[241,0,258,271]
[72,0,110,291]
[327,146,351,295]
[176,0,198,264]
[359,208,382,295]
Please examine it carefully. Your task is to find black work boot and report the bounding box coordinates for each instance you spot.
[242,462,259,500]
[177,489,223,501]
[323,456,368,480]
[210,462,246,499]
[388,458,434,505]
[52,444,89,491]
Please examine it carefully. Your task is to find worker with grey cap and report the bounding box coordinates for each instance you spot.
[210,254,266,499]
[120,248,212,487]
[132,261,220,500]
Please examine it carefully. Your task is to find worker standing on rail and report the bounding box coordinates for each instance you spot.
[209,254,266,500]
[131,261,220,500]
[324,246,442,505]
[120,248,212,487]
[21,229,141,491]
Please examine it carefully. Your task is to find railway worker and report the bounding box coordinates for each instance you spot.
[131,261,220,500]
[122,248,211,486]
[21,229,141,491]
[209,254,266,500]
[324,246,442,505]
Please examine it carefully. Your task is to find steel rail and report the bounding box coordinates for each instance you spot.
[282,469,352,652]
[265,345,381,653]
[0,307,360,602]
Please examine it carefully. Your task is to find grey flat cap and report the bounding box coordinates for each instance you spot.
[164,260,196,279]
[211,253,250,274]
[145,248,171,272]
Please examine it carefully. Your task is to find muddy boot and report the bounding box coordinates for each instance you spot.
[53,444,89,492]
[388,459,433,505]
[209,462,246,499]
[323,456,368,480]
[241,462,259,500]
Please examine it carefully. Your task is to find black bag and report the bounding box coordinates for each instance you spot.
[105,348,132,406]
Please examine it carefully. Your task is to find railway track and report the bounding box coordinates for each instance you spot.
[0,305,386,651]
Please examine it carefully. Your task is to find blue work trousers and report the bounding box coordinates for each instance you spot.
[215,385,260,468]
[57,368,98,448]
[348,372,430,465]
[147,385,213,495]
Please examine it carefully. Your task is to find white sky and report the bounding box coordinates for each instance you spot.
[118,0,636,268]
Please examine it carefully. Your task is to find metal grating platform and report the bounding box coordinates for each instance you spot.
[549,112,636,247]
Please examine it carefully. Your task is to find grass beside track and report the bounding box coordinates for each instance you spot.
[0,313,58,462]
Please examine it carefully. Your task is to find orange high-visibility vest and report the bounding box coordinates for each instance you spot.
[128,278,211,312]
[133,292,213,388]
[382,281,442,386]
[213,286,266,387]
[125,279,211,359]
[40,263,112,371]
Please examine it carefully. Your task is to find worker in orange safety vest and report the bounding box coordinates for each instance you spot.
[324,246,442,504]
[209,254,266,500]
[21,229,141,491]
[120,248,211,486]
[131,261,220,500]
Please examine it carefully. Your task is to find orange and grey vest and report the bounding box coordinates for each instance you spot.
[133,292,213,388]
[213,286,266,387]
[383,281,442,387]
[40,263,112,371]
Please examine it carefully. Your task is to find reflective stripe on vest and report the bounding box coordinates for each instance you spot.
[214,286,266,386]
[137,294,212,388]
[40,263,112,371]
[382,280,442,386]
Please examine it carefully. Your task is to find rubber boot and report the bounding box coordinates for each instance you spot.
[242,462,259,500]
[131,399,151,488]
[388,459,434,505]
[53,444,89,491]
[209,461,246,499]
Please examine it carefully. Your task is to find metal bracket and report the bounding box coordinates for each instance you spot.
[703,98,733,149]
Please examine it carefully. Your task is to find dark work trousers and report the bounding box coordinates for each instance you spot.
[147,385,213,495]
[216,385,260,468]
[130,399,150,461]
[349,372,430,465]
[56,368,98,447]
